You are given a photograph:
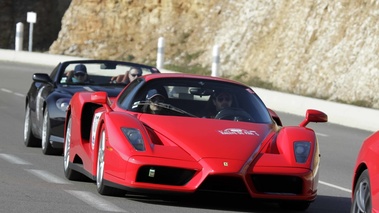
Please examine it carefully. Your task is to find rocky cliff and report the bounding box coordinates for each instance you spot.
[49,0,379,109]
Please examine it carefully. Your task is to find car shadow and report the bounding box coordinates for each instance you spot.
[124,192,351,212]
[307,195,351,212]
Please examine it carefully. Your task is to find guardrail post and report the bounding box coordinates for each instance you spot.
[211,45,220,77]
[156,37,165,69]
[15,22,24,51]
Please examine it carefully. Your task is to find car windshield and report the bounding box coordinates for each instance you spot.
[121,78,272,123]
[58,62,157,85]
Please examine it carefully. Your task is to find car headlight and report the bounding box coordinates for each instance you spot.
[56,98,70,112]
[293,141,311,163]
[121,128,145,151]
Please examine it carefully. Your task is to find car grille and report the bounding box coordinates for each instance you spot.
[136,166,196,186]
[251,174,303,195]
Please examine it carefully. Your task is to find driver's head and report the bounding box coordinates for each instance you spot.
[73,64,88,83]
[213,91,232,111]
[146,89,165,113]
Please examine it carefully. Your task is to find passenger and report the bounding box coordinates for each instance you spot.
[111,67,142,84]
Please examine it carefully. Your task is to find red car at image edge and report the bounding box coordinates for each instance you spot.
[351,131,379,213]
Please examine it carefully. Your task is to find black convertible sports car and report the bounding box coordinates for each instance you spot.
[23,60,159,155]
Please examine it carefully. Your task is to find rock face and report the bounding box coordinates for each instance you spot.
[16,1,379,108]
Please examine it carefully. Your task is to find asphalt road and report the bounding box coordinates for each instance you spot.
[0,61,374,213]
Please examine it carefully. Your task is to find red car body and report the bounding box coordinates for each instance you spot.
[351,131,379,213]
[63,73,327,210]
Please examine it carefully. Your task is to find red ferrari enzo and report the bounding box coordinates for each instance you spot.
[63,73,327,210]
[351,131,379,213]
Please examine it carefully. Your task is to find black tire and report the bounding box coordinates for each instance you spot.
[96,127,125,196]
[42,110,61,155]
[63,117,86,181]
[24,103,41,147]
[351,169,372,213]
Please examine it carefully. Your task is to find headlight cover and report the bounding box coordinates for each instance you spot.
[293,141,311,163]
[56,98,70,112]
[121,128,145,151]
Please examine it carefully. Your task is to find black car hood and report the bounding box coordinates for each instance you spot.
[57,85,124,97]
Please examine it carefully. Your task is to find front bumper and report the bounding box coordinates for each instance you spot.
[102,156,317,201]
[49,116,65,149]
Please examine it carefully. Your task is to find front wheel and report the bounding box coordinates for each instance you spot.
[96,126,125,196]
[24,103,41,147]
[42,110,61,155]
[351,169,372,213]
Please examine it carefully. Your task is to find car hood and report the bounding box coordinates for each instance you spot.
[58,85,123,97]
[140,115,275,162]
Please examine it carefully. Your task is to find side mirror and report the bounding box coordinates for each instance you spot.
[91,91,112,112]
[268,108,283,126]
[33,73,53,85]
[299,109,328,127]
[91,91,107,104]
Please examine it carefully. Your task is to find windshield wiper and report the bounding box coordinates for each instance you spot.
[156,103,198,117]
[136,101,198,117]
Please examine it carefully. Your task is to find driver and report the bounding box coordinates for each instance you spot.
[205,90,233,118]
[213,91,232,112]
[72,64,89,83]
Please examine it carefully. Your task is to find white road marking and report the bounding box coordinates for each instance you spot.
[0,88,25,97]
[316,132,328,137]
[65,190,128,212]
[1,88,12,93]
[25,169,71,184]
[0,153,31,165]
[320,180,352,193]
[14,92,25,97]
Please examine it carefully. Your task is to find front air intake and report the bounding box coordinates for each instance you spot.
[136,166,196,186]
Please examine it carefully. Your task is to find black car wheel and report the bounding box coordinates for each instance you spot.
[42,110,60,155]
[351,169,372,213]
[24,103,41,147]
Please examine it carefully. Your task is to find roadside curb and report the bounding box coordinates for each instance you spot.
[252,87,378,132]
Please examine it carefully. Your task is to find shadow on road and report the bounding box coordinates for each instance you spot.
[308,195,351,212]
[124,192,351,212]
